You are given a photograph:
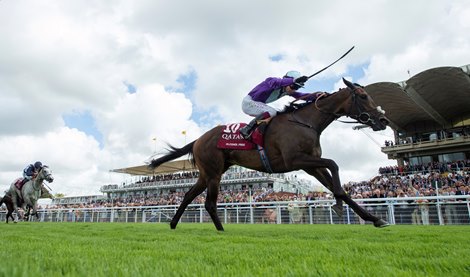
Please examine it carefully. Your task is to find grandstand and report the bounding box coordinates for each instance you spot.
[366,64,470,167]
[101,164,315,200]
[51,195,105,206]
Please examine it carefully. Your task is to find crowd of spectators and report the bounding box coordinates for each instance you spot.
[36,160,469,211]
[379,160,470,175]
[101,170,287,192]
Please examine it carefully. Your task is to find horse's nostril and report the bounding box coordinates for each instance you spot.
[379,118,389,125]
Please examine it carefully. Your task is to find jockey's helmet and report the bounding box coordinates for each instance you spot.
[284,70,302,79]
[34,161,43,169]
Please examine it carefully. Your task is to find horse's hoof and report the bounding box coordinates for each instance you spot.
[374,219,390,228]
[332,205,343,218]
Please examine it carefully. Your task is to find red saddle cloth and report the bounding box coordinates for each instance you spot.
[216,123,264,150]
[14,178,24,190]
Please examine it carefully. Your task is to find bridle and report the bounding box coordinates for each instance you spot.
[315,87,385,125]
[287,86,385,131]
[33,167,53,191]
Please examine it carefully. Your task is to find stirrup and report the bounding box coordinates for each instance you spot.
[240,127,252,139]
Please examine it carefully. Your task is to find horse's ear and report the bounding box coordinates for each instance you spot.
[342,78,355,90]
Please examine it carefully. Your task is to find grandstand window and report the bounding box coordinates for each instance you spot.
[409,156,432,166]
[438,152,466,163]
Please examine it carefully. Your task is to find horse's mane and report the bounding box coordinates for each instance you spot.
[278,92,332,115]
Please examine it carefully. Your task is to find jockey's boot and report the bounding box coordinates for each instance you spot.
[240,113,269,139]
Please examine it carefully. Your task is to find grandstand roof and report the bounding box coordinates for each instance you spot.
[110,159,197,176]
[366,64,470,135]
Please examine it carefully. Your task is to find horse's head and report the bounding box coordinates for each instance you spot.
[341,78,389,131]
[39,166,54,183]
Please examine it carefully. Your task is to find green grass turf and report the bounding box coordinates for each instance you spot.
[0,223,469,277]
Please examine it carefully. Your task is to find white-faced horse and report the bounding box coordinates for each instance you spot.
[6,166,54,223]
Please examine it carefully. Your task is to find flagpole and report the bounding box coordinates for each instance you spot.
[182,131,187,145]
[182,130,187,170]
[152,137,157,153]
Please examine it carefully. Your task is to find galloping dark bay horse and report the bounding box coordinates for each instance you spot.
[150,78,390,230]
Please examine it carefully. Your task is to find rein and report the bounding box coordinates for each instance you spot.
[315,87,379,125]
[288,113,317,131]
[287,92,327,132]
[32,167,50,192]
[287,86,383,130]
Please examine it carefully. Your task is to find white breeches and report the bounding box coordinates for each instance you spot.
[241,95,277,117]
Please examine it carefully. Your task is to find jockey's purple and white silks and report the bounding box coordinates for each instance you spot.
[242,76,317,117]
[242,95,278,117]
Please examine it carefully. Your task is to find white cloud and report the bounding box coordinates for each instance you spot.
[0,0,469,196]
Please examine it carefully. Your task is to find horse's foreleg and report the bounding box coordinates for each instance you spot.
[205,177,223,231]
[292,157,346,214]
[305,168,344,217]
[31,204,39,221]
[304,166,388,227]
[343,197,389,227]
[170,179,207,229]
[292,155,388,227]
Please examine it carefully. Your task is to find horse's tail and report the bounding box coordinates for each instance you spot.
[149,140,196,169]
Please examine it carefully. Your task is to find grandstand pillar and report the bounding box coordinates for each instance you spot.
[397,158,404,168]
[393,129,405,167]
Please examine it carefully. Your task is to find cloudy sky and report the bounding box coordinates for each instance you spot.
[1,0,469,196]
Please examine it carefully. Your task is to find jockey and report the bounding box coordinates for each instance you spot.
[22,161,43,184]
[239,70,323,139]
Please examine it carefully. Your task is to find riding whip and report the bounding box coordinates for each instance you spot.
[307,46,355,80]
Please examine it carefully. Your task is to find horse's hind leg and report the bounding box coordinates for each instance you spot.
[11,198,20,223]
[6,211,12,223]
[170,178,207,229]
[205,176,223,231]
